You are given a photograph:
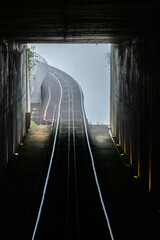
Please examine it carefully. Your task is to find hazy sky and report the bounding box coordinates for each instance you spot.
[29,44,110,124]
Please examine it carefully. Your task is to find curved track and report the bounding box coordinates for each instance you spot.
[32,67,114,240]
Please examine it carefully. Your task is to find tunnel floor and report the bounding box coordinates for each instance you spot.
[0,125,159,239]
[89,125,160,239]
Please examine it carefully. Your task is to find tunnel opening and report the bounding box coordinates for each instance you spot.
[28,44,111,126]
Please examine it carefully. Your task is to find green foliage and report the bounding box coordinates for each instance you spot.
[31,120,37,127]
[27,48,35,75]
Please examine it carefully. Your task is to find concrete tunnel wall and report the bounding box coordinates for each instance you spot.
[110,35,160,206]
[0,41,28,177]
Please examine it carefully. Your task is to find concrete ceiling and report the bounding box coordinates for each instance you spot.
[1,1,160,43]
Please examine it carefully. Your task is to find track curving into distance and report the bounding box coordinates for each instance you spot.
[32,66,114,240]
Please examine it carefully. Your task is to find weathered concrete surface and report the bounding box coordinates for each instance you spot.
[0,2,160,43]
[0,41,28,177]
[0,125,51,240]
[110,36,160,208]
[30,61,49,124]
[89,125,160,239]
[30,60,48,105]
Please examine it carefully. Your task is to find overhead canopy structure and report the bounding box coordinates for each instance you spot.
[0,1,160,43]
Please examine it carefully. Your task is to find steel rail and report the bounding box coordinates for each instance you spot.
[31,72,63,240]
[32,67,114,240]
[53,71,79,239]
[66,77,80,240]
[61,73,71,239]
[58,73,80,239]
[77,82,114,240]
[51,68,114,239]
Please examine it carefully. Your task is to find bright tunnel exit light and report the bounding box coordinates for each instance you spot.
[29,44,111,125]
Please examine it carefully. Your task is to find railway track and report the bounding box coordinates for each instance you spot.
[31,67,114,240]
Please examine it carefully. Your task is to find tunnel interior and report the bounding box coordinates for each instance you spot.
[0,1,160,215]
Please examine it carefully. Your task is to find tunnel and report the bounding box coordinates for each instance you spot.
[0,1,160,239]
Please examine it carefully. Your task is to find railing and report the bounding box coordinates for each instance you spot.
[33,52,48,65]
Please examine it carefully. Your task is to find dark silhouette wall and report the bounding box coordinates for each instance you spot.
[110,35,160,207]
[0,41,28,176]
